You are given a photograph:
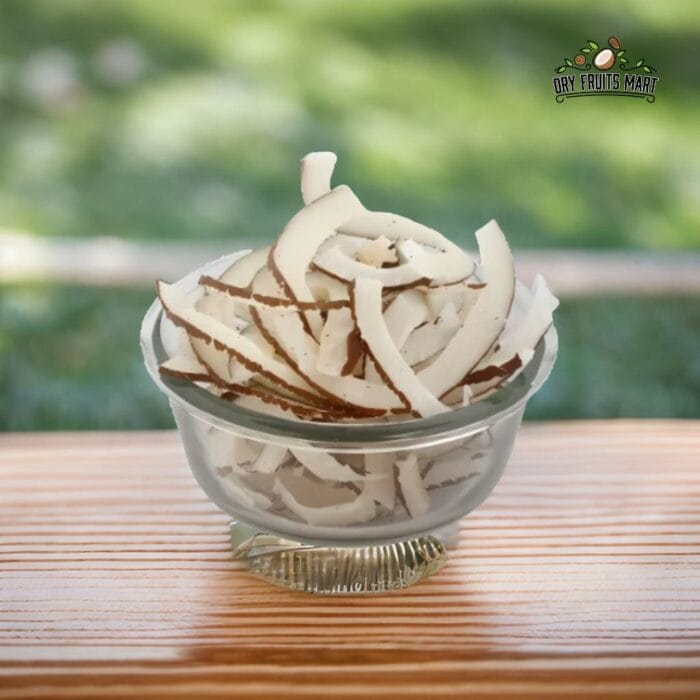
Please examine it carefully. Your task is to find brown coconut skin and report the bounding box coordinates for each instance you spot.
[608,36,621,50]
[574,54,586,65]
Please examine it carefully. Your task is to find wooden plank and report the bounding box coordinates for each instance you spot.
[1,232,699,295]
[0,421,698,698]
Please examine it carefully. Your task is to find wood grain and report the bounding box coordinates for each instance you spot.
[0,421,698,699]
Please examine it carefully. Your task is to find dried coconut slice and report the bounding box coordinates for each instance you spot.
[220,383,342,422]
[471,275,558,379]
[363,453,396,510]
[313,245,428,288]
[270,185,365,338]
[417,220,515,398]
[352,277,449,418]
[356,235,398,267]
[195,292,247,331]
[157,281,321,405]
[230,393,306,421]
[159,355,210,383]
[219,247,271,286]
[252,303,402,412]
[273,479,376,526]
[190,335,237,385]
[316,306,357,376]
[289,448,367,483]
[394,453,431,517]
[338,211,474,284]
[246,443,288,474]
[300,151,337,205]
[277,468,358,509]
[313,268,359,377]
[382,289,430,349]
[200,274,350,311]
[401,301,460,366]
[422,448,480,490]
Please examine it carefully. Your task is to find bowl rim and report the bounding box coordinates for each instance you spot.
[140,251,558,451]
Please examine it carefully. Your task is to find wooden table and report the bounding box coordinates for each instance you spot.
[1,421,698,698]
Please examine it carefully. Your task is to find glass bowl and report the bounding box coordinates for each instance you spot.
[140,251,558,593]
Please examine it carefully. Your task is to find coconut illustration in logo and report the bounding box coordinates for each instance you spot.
[593,48,615,70]
[593,36,622,71]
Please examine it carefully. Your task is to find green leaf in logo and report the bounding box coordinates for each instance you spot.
[620,57,628,64]
[581,47,591,54]
[588,40,599,49]
[617,50,625,57]
[636,59,643,67]
[643,65,651,73]
[556,66,567,73]
[565,58,573,66]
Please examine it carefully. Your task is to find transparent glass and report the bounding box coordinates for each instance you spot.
[140,252,558,592]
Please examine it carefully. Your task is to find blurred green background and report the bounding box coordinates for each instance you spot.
[0,0,698,430]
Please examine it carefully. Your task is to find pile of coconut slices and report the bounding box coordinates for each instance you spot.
[156,152,558,526]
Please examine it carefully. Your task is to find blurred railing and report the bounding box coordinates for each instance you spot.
[1,230,699,296]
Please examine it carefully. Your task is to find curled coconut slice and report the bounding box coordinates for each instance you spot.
[363,453,396,510]
[469,274,558,387]
[252,301,403,412]
[313,245,428,288]
[289,447,367,483]
[352,277,449,418]
[277,468,358,509]
[422,447,480,490]
[338,211,475,285]
[401,300,460,366]
[301,151,337,205]
[157,281,322,406]
[394,453,431,517]
[382,289,431,349]
[274,479,376,526]
[270,185,365,338]
[159,355,210,383]
[417,219,516,399]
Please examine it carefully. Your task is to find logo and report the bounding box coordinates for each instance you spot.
[553,36,658,103]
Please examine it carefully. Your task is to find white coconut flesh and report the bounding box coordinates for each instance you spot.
[273,480,376,526]
[300,151,337,205]
[270,184,365,338]
[394,453,431,517]
[363,453,396,510]
[400,300,461,366]
[154,152,557,527]
[417,219,516,398]
[338,211,475,285]
[158,281,320,402]
[422,448,481,490]
[356,235,398,267]
[289,447,368,483]
[313,245,427,288]
[159,355,210,382]
[382,289,431,348]
[352,277,449,418]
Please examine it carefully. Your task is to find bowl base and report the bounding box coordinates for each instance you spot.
[230,522,448,595]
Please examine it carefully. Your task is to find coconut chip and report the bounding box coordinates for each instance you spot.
[273,479,376,526]
[394,453,431,517]
[352,277,449,418]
